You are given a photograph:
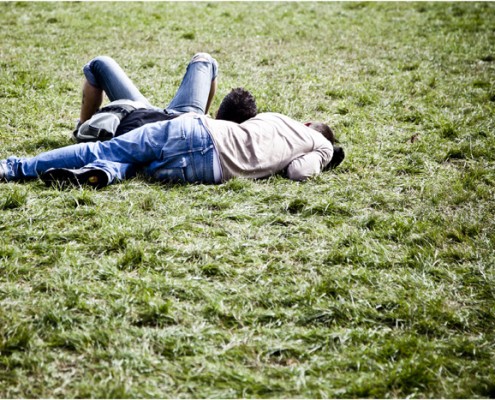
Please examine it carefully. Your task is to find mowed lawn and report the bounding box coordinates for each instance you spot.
[1,2,494,398]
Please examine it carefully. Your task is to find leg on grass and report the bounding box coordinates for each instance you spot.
[79,56,154,123]
[166,52,219,115]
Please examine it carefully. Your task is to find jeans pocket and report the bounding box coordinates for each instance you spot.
[150,156,189,183]
[152,167,187,183]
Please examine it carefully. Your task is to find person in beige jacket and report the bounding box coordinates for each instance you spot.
[1,111,344,188]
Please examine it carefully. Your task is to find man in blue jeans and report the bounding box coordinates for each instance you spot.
[0,51,268,187]
[75,52,257,140]
[0,111,344,188]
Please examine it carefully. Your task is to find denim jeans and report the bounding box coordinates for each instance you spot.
[4,116,220,185]
[83,52,218,115]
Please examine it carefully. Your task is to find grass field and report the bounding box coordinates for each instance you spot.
[1,2,494,398]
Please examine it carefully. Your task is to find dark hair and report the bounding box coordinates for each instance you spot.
[306,123,344,170]
[307,122,337,144]
[325,145,345,170]
[216,87,257,123]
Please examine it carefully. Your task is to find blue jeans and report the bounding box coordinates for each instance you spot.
[4,116,220,185]
[83,52,218,115]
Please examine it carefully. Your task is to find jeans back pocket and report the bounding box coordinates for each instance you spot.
[149,156,188,183]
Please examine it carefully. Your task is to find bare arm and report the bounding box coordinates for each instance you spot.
[79,80,103,123]
[205,77,217,115]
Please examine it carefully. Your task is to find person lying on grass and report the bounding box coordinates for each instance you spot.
[73,52,258,141]
[1,109,344,188]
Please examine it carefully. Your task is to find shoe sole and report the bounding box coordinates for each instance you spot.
[41,168,109,189]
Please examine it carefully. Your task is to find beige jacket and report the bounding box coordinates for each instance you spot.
[201,112,334,181]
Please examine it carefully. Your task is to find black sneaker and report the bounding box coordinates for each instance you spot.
[41,167,110,189]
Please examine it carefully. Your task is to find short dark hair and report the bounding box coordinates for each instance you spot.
[216,88,257,123]
[307,122,337,144]
[326,145,345,170]
[307,123,344,170]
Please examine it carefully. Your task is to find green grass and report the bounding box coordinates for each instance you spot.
[1,2,495,398]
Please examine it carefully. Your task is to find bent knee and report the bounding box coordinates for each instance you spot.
[189,53,218,78]
[83,56,120,87]
[190,52,215,64]
[88,55,117,68]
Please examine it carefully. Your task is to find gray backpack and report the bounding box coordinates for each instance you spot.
[74,99,147,143]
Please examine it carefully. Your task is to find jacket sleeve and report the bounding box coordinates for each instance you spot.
[285,145,334,181]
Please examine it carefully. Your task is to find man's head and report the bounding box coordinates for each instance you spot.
[306,122,344,170]
[305,122,337,144]
[327,145,345,170]
[216,87,257,123]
